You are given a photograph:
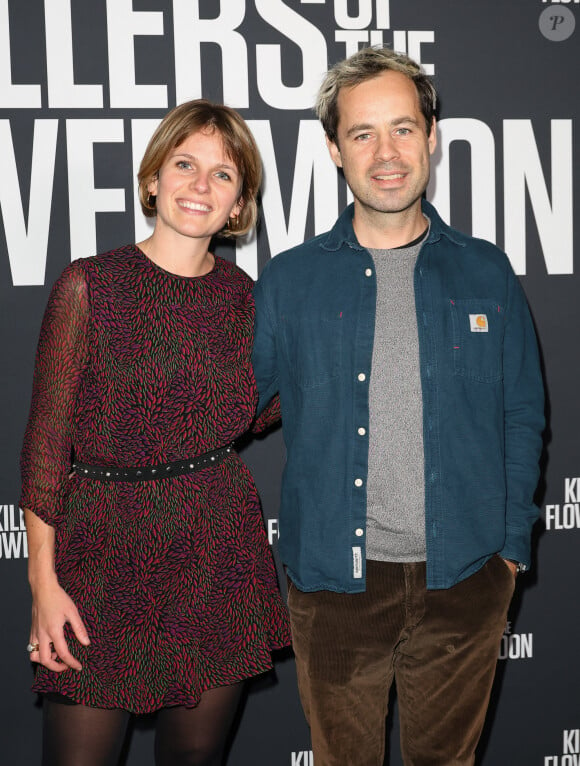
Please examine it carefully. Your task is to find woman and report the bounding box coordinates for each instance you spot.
[21,100,290,766]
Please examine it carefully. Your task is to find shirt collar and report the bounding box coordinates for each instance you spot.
[320,199,466,252]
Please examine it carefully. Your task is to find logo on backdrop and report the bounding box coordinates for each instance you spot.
[0,505,28,559]
[291,751,313,766]
[544,728,580,765]
[545,478,580,531]
[498,621,533,660]
[0,0,432,284]
[0,1,573,283]
[268,518,280,545]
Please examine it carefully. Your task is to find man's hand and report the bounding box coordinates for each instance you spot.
[502,558,518,577]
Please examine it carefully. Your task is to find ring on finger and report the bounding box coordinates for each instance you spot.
[27,642,40,653]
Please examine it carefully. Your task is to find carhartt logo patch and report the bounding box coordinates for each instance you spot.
[469,314,488,332]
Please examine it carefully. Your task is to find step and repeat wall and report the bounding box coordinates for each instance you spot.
[1,1,578,764]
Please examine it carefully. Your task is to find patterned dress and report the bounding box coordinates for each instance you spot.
[20,246,290,713]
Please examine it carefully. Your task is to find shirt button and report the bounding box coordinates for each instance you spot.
[354,478,363,487]
[357,373,366,382]
[355,528,364,537]
[357,427,366,436]
[365,268,372,277]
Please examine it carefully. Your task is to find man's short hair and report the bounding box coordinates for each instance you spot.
[316,46,437,144]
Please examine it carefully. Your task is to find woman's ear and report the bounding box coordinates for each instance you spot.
[147,173,159,197]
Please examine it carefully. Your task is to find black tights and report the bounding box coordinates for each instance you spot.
[42,683,243,766]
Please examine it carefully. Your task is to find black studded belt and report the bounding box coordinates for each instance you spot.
[72,444,234,483]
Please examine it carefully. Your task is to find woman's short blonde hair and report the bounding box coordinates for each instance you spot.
[137,100,262,238]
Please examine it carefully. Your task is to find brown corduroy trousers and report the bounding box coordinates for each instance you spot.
[288,556,515,766]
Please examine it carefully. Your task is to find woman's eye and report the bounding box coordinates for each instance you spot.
[216,171,231,181]
[177,160,191,170]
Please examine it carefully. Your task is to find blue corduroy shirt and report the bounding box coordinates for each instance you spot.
[253,200,544,593]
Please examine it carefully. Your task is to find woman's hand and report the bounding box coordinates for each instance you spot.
[29,579,90,672]
[25,507,90,672]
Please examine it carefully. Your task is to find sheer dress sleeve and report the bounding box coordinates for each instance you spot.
[252,394,281,434]
[20,261,89,527]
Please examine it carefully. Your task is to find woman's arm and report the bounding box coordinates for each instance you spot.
[22,261,92,672]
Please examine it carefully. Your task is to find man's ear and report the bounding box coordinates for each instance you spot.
[428,117,437,156]
[326,135,343,169]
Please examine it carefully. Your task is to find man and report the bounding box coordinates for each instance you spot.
[253,47,544,766]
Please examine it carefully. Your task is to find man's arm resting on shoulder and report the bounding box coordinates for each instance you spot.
[252,274,280,417]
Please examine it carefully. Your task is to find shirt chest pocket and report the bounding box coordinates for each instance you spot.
[280,312,343,389]
[450,299,504,383]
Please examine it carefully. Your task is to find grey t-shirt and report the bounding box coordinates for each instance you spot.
[366,229,429,562]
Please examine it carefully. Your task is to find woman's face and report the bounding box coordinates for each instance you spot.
[148,128,243,245]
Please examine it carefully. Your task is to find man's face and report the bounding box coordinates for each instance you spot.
[327,70,436,222]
